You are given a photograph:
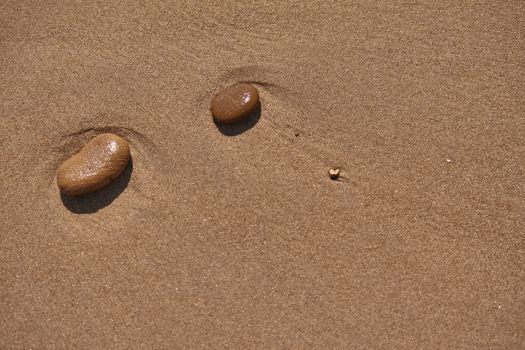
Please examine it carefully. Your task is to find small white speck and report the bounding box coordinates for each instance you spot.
[498,305,501,309]
[446,158,452,163]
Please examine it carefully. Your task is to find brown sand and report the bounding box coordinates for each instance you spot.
[1,1,524,348]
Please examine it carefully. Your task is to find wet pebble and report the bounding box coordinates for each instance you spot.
[57,133,131,196]
[211,83,259,124]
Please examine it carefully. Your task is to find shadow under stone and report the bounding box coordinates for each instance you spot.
[214,102,261,136]
[60,158,133,214]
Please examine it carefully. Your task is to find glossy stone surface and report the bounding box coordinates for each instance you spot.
[57,133,131,196]
[211,83,259,124]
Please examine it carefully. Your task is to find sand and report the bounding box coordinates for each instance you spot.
[1,1,524,348]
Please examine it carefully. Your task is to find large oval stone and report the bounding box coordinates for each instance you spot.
[57,133,131,196]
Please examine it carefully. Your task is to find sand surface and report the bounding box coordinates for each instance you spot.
[1,1,524,348]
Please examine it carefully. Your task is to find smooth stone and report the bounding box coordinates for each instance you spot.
[211,83,259,124]
[57,133,131,196]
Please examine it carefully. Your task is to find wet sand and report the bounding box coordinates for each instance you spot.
[1,1,524,348]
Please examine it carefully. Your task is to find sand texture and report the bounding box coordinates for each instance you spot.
[1,1,524,349]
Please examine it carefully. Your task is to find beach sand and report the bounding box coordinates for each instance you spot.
[1,1,524,348]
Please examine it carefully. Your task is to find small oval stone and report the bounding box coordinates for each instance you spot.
[57,133,131,196]
[211,83,259,124]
